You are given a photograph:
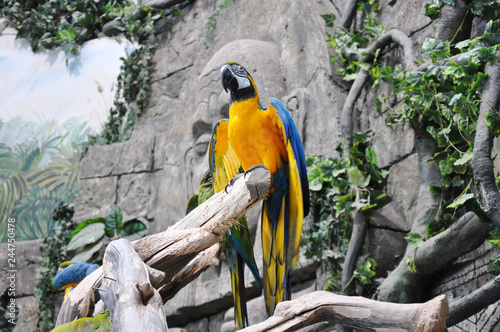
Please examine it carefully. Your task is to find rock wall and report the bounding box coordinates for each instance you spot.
[4,0,500,331]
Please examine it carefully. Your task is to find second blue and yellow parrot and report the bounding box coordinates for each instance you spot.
[217,63,310,316]
[53,261,99,299]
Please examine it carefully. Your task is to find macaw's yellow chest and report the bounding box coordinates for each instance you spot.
[228,99,287,174]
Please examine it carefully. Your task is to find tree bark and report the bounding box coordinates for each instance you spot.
[341,212,368,295]
[472,51,500,229]
[447,274,500,327]
[378,212,489,303]
[241,291,448,332]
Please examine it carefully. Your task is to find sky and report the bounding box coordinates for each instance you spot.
[0,25,134,133]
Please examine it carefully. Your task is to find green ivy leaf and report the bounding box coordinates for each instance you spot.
[480,19,500,45]
[308,167,323,191]
[366,147,378,167]
[426,218,445,238]
[425,3,440,20]
[478,46,499,63]
[449,93,463,106]
[421,38,449,61]
[369,190,391,210]
[451,175,464,187]
[439,159,453,175]
[487,226,500,248]
[429,184,443,194]
[406,256,417,273]
[447,193,474,208]
[321,13,336,28]
[348,167,365,187]
[455,39,471,50]
[353,257,377,285]
[488,259,500,275]
[405,233,424,248]
[454,151,473,165]
[486,109,500,135]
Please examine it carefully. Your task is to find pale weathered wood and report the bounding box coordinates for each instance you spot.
[55,166,271,326]
[170,165,271,234]
[159,242,224,302]
[241,291,448,332]
[99,239,167,332]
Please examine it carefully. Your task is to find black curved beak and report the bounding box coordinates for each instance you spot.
[220,64,238,93]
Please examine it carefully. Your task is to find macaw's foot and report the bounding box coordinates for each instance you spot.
[225,172,244,194]
[245,164,268,177]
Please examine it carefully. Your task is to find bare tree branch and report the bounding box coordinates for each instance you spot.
[447,274,500,326]
[99,239,168,332]
[341,212,368,295]
[472,51,500,229]
[379,212,490,303]
[341,29,416,145]
[340,0,359,29]
[240,292,448,332]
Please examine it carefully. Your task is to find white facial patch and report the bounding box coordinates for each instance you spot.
[235,75,251,89]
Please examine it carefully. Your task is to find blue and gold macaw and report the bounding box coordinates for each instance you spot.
[209,119,261,329]
[53,261,99,299]
[218,62,310,316]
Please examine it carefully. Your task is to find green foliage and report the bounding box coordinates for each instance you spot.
[67,207,147,263]
[323,4,500,281]
[205,0,233,39]
[384,23,500,225]
[1,0,130,55]
[304,134,390,291]
[34,203,75,331]
[353,257,377,285]
[404,233,424,273]
[322,4,386,81]
[87,5,160,146]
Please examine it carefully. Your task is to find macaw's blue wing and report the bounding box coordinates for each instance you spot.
[50,309,112,332]
[270,98,309,266]
[53,261,100,299]
[210,119,261,329]
[261,98,309,316]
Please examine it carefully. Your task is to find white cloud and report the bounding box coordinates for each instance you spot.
[0,30,135,133]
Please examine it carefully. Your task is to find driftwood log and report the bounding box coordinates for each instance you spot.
[241,292,448,332]
[99,239,168,332]
[55,166,271,326]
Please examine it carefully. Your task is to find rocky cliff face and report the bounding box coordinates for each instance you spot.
[7,0,499,331]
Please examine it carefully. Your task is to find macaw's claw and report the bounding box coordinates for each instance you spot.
[225,173,244,194]
[245,164,268,177]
